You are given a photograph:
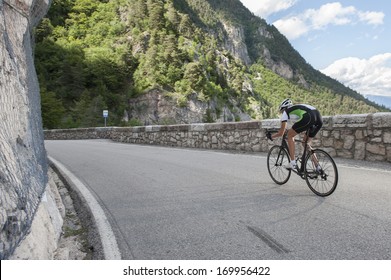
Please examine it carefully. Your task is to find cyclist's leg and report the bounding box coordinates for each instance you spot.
[308,138,320,169]
[307,110,323,170]
[308,110,323,137]
[291,113,312,162]
[302,133,310,148]
[287,129,298,161]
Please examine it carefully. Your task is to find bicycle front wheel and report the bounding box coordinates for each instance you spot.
[267,145,291,185]
[304,149,338,196]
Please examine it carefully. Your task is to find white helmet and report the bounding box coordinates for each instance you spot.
[279,98,292,111]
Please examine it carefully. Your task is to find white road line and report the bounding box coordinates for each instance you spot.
[48,156,121,260]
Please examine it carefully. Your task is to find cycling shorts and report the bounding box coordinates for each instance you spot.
[292,109,323,137]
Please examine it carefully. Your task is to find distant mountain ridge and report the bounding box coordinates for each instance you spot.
[34,0,389,129]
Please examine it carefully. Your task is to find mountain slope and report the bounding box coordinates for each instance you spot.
[34,0,388,129]
[176,0,382,104]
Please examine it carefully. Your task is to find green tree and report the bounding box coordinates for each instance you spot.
[183,62,205,91]
[147,0,164,30]
[40,88,65,129]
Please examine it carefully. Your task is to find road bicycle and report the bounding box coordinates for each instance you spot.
[266,129,338,196]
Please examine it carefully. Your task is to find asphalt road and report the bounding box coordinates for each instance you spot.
[45,139,391,260]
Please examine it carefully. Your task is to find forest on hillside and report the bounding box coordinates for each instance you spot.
[34,0,388,129]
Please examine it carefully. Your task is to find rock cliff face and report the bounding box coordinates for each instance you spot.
[222,21,251,66]
[0,0,51,259]
[127,89,251,125]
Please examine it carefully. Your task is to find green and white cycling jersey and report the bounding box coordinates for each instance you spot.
[281,104,317,123]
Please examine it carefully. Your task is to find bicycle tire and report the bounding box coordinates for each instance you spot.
[267,145,291,185]
[304,149,338,196]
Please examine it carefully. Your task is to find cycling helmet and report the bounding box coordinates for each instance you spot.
[279,98,292,111]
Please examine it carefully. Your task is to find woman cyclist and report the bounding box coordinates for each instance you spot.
[267,98,323,170]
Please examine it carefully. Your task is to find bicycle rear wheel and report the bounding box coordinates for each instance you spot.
[304,149,338,196]
[267,145,291,185]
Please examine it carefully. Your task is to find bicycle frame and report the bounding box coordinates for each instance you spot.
[280,129,314,177]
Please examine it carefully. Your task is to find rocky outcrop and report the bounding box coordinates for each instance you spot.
[261,47,293,79]
[9,171,64,260]
[0,0,51,259]
[219,17,306,87]
[221,21,251,65]
[127,89,251,125]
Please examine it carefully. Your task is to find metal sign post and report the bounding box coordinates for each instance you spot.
[103,110,108,127]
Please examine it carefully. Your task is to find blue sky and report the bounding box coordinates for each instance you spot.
[239,0,391,104]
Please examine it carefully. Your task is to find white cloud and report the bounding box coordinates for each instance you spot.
[273,17,309,40]
[257,0,297,18]
[273,2,384,40]
[306,2,356,29]
[321,53,391,97]
[240,0,297,18]
[358,11,385,26]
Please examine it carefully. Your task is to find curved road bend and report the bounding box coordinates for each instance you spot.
[45,139,391,260]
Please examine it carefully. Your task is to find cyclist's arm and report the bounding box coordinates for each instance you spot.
[271,121,287,139]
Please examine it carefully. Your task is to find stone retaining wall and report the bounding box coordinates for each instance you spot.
[1,0,51,260]
[9,169,64,260]
[44,113,391,163]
